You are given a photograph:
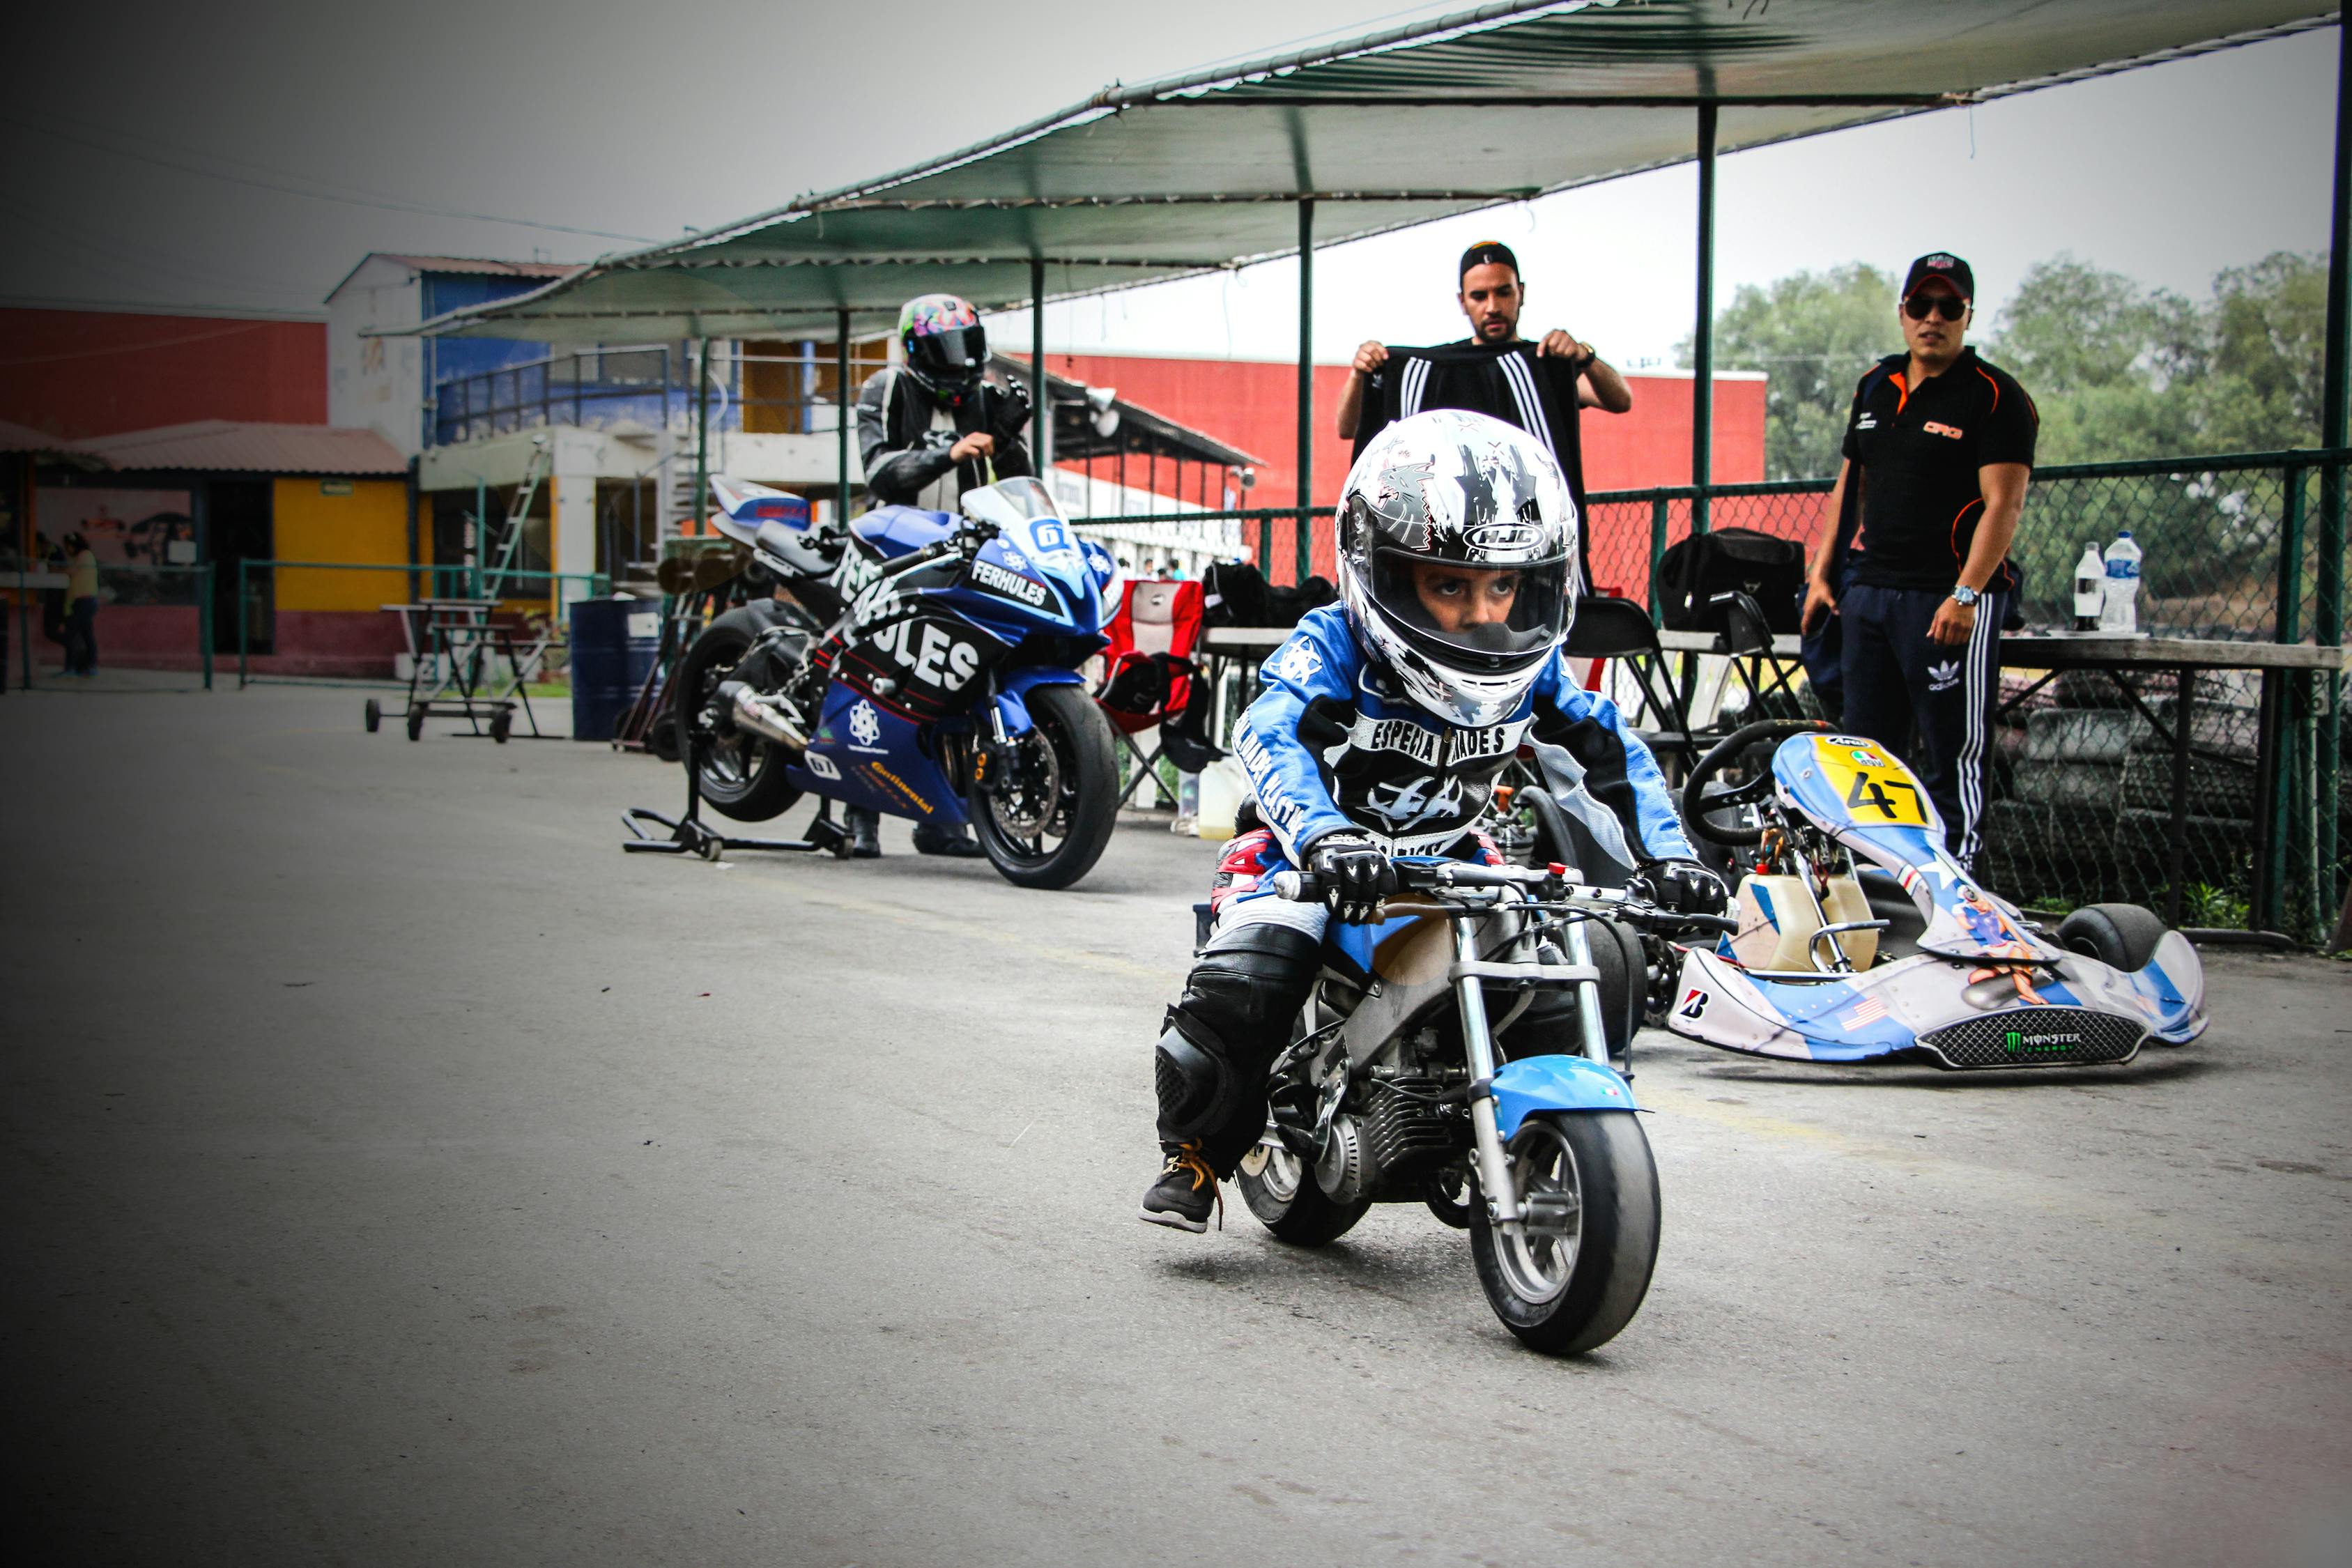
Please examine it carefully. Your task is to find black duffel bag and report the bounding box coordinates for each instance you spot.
[1201,561,1335,630]
[1657,527,1806,636]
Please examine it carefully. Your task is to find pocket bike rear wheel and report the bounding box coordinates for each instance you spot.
[1470,1111,1659,1355]
[1236,1129,1371,1245]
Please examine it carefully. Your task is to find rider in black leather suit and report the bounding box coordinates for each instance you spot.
[839,294,1031,858]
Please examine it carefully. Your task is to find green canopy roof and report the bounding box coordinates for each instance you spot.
[413,0,2330,344]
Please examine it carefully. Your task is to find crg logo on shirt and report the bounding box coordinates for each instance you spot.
[1923,421,1965,440]
[969,557,1049,608]
[863,617,983,693]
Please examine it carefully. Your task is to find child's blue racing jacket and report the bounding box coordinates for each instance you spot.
[1236,604,1696,868]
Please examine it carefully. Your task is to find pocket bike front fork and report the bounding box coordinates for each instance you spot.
[1454,909,1611,1236]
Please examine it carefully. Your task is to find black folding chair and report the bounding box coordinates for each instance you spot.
[1709,590,1812,718]
[1565,596,1700,774]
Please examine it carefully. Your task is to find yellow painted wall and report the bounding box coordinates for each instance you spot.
[272,477,411,610]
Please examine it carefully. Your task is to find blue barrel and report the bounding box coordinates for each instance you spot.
[569,597,662,741]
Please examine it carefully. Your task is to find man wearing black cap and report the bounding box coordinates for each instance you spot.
[1801,251,2038,868]
[1337,241,1632,587]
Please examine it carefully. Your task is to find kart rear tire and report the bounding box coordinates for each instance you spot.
[1237,1133,1371,1246]
[2058,902,2167,973]
[672,608,801,824]
[1471,1111,1659,1357]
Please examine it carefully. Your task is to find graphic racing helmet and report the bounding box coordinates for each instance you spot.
[1337,409,1578,728]
[898,293,987,405]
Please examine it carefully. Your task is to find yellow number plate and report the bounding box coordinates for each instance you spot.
[1812,737,1933,828]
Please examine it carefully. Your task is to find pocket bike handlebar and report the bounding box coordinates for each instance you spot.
[1268,859,1737,938]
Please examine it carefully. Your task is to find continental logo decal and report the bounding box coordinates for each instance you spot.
[864,761,934,815]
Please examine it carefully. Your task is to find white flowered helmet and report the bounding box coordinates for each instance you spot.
[1337,409,1578,727]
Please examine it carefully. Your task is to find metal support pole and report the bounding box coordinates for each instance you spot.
[1649,496,1670,625]
[836,312,852,524]
[472,477,486,601]
[693,337,712,544]
[1030,258,1048,477]
[1297,198,1316,587]
[2314,21,2352,919]
[236,557,249,689]
[199,562,213,691]
[1691,104,1718,537]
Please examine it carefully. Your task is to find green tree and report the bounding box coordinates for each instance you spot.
[2204,251,2329,451]
[1680,263,1895,480]
[1984,256,2203,463]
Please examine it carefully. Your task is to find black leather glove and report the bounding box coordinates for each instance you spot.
[1631,856,1729,916]
[1306,831,1397,925]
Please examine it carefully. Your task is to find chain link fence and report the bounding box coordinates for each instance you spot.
[1587,450,2347,943]
[1078,449,2346,942]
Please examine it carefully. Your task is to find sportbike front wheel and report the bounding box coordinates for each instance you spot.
[1469,1112,1659,1355]
[969,684,1117,890]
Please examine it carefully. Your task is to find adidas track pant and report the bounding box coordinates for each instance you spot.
[1836,581,2004,868]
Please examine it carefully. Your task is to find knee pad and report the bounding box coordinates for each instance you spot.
[1153,1027,1235,1144]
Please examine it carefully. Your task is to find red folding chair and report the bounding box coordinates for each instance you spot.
[1094,578,1210,806]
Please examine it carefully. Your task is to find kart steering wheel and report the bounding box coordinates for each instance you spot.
[1680,718,1832,847]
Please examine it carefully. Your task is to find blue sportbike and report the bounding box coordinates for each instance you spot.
[676,475,1124,889]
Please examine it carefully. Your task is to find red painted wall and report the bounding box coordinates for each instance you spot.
[1034,351,1765,582]
[0,309,328,439]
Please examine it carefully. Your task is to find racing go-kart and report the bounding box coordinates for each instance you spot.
[1665,719,2207,1069]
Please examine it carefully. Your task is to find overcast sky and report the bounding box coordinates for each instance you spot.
[0,1,2336,365]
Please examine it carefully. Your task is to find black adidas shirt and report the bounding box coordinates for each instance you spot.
[1840,347,2038,592]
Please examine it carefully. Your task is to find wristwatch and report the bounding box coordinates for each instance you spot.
[1949,585,1981,608]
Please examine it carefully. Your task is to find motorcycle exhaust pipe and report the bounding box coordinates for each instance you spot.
[718,680,808,751]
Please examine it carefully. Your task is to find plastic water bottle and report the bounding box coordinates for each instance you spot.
[2072,543,2105,631]
[2100,530,2142,633]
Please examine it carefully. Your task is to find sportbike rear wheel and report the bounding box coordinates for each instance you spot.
[969,683,1117,890]
[1470,1112,1659,1355]
[671,608,802,823]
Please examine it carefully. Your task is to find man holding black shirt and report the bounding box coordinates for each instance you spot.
[1801,252,2038,868]
[1337,242,1633,590]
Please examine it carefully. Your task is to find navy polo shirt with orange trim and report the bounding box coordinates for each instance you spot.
[1840,346,2038,592]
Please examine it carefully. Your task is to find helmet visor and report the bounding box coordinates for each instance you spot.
[1367,547,1569,667]
[910,325,986,378]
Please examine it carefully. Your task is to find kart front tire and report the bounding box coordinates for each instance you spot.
[2058,902,2167,973]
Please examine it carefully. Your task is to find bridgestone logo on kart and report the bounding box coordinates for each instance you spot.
[970,559,1049,608]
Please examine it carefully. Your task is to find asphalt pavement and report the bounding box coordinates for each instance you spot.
[6,680,2349,1567]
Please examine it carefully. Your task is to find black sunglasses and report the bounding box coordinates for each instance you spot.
[1904,293,1969,322]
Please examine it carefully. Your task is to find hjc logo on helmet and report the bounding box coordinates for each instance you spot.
[1461,521,1543,553]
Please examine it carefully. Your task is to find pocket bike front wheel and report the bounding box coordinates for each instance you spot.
[1470,1111,1659,1355]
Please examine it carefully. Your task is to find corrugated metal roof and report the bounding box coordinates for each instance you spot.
[410,0,2330,344]
[0,417,93,456]
[78,420,406,475]
[378,255,579,279]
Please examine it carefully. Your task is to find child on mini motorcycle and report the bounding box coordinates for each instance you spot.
[1141,410,1728,1232]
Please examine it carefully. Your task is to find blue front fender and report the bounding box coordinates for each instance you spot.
[1490,1055,1639,1139]
[993,666,1087,737]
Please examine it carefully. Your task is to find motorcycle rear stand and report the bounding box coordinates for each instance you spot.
[620,736,849,861]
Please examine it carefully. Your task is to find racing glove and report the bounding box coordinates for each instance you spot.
[1305,831,1398,925]
[1631,856,1729,917]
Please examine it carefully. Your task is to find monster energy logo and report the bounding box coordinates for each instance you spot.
[2003,1029,2082,1054]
